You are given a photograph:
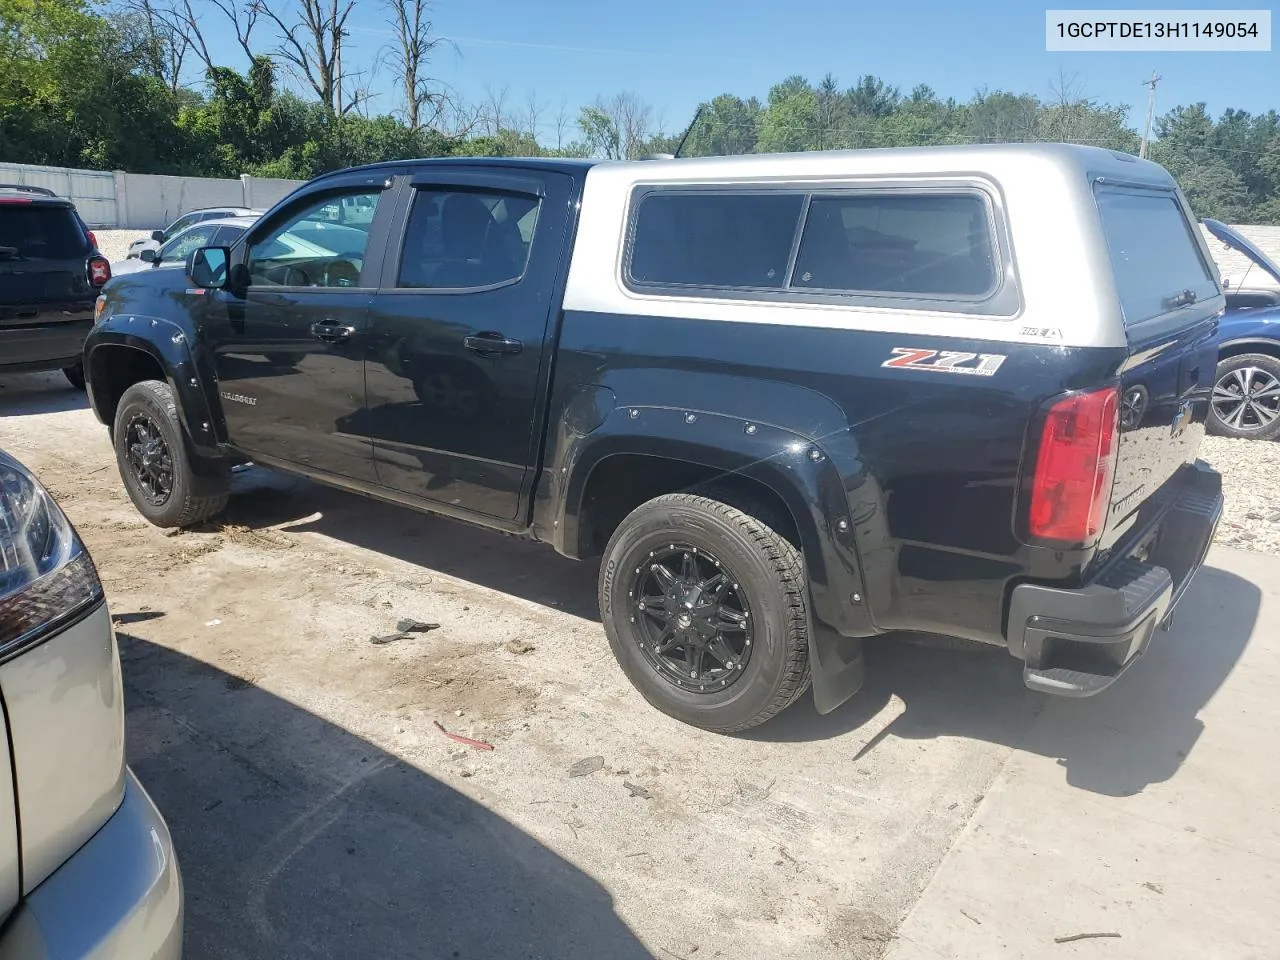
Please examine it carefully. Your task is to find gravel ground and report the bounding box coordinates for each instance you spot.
[1200,435,1280,555]
[96,227,152,263]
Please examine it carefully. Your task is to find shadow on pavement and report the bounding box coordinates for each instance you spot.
[0,371,89,415]
[220,466,1258,799]
[120,633,653,960]
[752,565,1258,798]
[223,465,601,620]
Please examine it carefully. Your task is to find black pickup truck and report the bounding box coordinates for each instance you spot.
[85,146,1224,732]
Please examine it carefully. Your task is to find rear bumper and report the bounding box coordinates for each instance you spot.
[1006,460,1223,697]
[0,770,183,960]
[0,316,93,372]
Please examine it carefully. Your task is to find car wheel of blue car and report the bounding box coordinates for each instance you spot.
[1208,353,1280,440]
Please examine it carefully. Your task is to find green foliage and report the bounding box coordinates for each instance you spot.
[679,75,1280,224]
[0,4,1277,225]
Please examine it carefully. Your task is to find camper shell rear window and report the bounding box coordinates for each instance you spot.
[1094,186,1218,325]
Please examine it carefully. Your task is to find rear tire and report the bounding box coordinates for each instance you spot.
[1207,353,1280,440]
[113,379,231,528]
[63,363,85,390]
[599,493,811,733]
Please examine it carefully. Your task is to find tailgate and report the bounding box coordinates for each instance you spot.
[1095,184,1222,538]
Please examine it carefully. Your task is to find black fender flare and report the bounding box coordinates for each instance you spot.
[545,390,886,715]
[84,313,224,459]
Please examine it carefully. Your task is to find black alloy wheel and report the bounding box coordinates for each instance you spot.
[124,412,174,505]
[630,543,753,693]
[599,493,812,733]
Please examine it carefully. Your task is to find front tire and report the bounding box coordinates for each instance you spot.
[1207,353,1280,440]
[599,494,811,733]
[113,379,231,528]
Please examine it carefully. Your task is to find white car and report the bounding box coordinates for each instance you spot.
[126,206,263,260]
[0,447,183,957]
[113,216,258,277]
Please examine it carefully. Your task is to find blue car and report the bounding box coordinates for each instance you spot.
[1202,219,1280,439]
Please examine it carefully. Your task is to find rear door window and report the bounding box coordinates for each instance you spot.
[397,187,540,290]
[0,206,88,260]
[1095,188,1217,324]
[628,192,804,289]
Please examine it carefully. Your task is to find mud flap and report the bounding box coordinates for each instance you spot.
[808,618,866,715]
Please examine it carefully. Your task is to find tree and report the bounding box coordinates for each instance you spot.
[962,89,1039,143]
[846,74,899,119]
[757,76,819,153]
[576,93,657,159]
[383,0,445,131]
[0,0,189,170]
[256,0,365,116]
[680,94,761,157]
[578,104,621,159]
[1152,103,1253,220]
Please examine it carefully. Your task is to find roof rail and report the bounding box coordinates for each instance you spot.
[638,153,676,161]
[0,183,58,197]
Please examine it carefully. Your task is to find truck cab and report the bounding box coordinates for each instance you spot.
[84,145,1223,733]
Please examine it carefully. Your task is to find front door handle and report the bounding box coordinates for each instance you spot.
[311,320,356,343]
[464,332,523,356]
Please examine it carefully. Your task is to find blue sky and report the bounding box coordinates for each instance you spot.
[204,0,1278,140]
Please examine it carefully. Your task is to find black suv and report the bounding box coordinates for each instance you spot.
[0,184,110,389]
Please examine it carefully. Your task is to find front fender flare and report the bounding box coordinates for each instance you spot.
[84,313,223,458]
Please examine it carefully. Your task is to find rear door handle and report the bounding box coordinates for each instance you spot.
[311,320,356,343]
[464,333,523,356]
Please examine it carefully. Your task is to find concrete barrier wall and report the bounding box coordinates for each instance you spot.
[242,175,302,211]
[0,161,304,228]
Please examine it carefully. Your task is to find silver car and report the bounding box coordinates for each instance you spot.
[112,216,258,278]
[0,449,182,958]
[126,206,262,260]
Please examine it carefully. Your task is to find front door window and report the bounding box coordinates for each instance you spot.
[247,191,382,288]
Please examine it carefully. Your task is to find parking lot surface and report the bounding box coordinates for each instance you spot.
[1,370,1274,959]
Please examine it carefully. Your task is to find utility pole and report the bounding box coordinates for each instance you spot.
[1139,71,1161,159]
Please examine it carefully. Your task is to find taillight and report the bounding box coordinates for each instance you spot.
[1027,385,1120,547]
[85,229,98,249]
[88,255,110,287]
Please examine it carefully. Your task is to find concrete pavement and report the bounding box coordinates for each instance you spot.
[885,546,1279,960]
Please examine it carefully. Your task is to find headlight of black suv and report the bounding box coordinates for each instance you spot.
[0,450,103,661]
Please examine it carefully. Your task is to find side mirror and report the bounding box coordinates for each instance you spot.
[140,248,157,263]
[188,246,231,289]
[150,230,165,243]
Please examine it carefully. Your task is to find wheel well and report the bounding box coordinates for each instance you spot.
[577,454,802,559]
[88,346,166,425]
[1218,340,1280,363]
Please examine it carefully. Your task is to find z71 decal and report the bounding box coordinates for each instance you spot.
[881,348,1006,377]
